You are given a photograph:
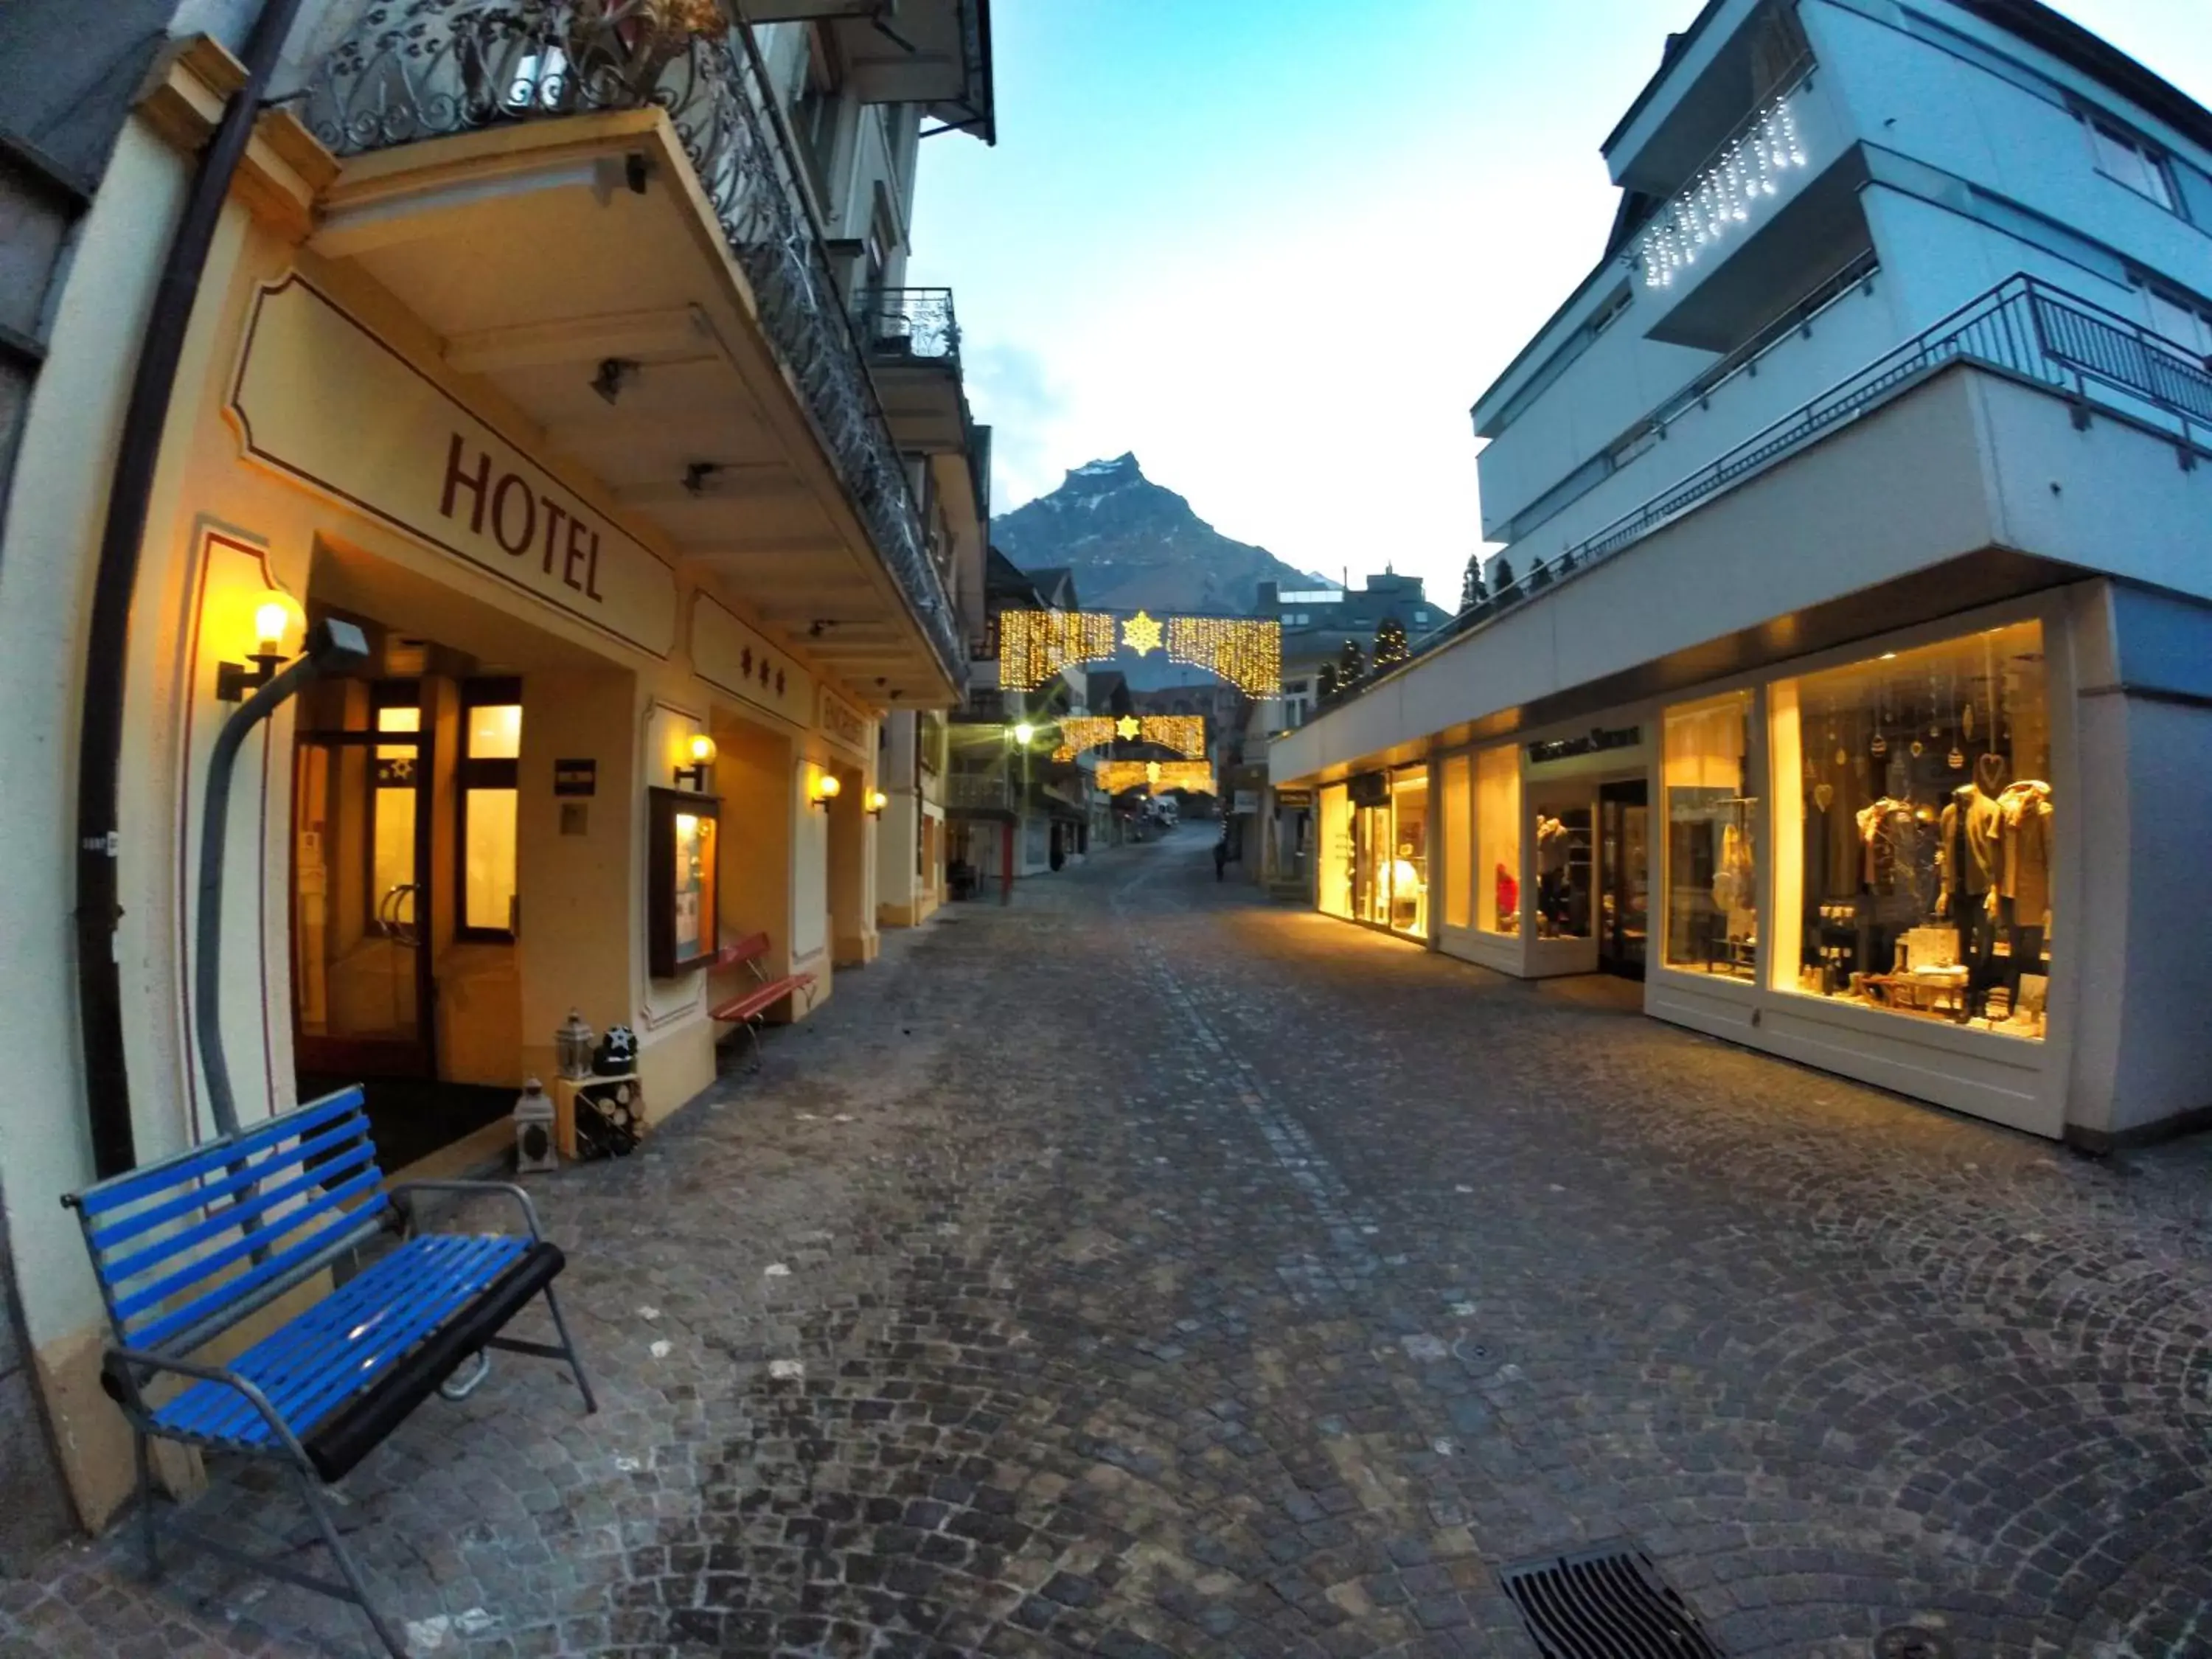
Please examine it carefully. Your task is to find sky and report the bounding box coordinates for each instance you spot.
[905,0,2212,605]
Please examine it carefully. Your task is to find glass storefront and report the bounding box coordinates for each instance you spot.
[1663,690,1758,978]
[1388,766,1429,937]
[1440,755,1471,931]
[1531,801,1593,938]
[1475,745,1521,934]
[1770,621,2051,1038]
[1318,782,1352,918]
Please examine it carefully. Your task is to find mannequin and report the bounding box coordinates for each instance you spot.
[1535,815,1571,933]
[1938,751,2007,1016]
[1995,774,2053,1019]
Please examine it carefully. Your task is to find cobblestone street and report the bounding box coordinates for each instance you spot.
[7,833,2212,1658]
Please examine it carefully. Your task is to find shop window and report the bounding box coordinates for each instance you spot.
[459,679,521,939]
[1348,773,1391,926]
[1663,690,1759,978]
[1532,803,1593,939]
[1475,745,1521,934]
[1770,621,2051,1037]
[1440,754,1472,931]
[1317,783,1352,918]
[1389,767,1430,937]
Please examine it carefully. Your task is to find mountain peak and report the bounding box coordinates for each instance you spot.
[1065,453,1144,487]
[992,457,1325,682]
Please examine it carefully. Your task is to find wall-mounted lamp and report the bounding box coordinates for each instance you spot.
[865,787,888,818]
[673,731,717,791]
[1010,721,1036,746]
[215,593,305,701]
[811,771,842,812]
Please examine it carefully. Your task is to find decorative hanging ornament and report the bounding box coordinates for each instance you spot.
[1962,700,1975,740]
[1909,739,1924,757]
[1813,782,1835,812]
[1948,743,1965,770]
[1833,745,1848,766]
[1871,732,1888,757]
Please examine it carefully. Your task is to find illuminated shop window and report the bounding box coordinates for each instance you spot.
[1389,766,1430,938]
[1318,784,1352,919]
[1663,690,1759,979]
[1475,745,1521,935]
[1770,621,2051,1038]
[1441,754,1472,931]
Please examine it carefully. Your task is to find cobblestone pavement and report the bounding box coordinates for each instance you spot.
[7,834,2212,1659]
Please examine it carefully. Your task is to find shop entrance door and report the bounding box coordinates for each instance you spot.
[291,685,436,1079]
[1598,779,1649,979]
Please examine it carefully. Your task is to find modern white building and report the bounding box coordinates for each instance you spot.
[1270,0,2212,1150]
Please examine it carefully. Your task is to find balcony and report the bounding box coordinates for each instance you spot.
[300,1,964,698]
[743,0,992,139]
[946,771,1011,813]
[1620,66,1866,352]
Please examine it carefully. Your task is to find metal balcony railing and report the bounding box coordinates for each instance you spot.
[301,0,964,681]
[855,288,959,366]
[946,772,1009,811]
[1315,273,2212,718]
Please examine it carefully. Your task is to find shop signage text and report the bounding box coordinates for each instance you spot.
[228,276,678,657]
[1526,724,1642,765]
[554,759,597,798]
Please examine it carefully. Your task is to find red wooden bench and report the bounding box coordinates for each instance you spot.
[707,933,815,1066]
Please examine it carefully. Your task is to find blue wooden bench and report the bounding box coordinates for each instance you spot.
[63,1085,594,1657]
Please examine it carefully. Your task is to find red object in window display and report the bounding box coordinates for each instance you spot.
[1495,864,1519,920]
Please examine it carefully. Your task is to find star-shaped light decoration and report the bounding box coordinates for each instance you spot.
[1144,760,1162,786]
[1115,714,1141,740]
[1122,611,1163,656]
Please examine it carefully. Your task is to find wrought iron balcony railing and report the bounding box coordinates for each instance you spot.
[302,0,964,681]
[855,288,959,366]
[1313,273,2212,719]
[946,771,1010,811]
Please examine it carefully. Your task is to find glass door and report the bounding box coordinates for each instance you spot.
[1599,780,1649,978]
[291,686,435,1077]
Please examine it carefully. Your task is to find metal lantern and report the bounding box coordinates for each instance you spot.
[513,1077,557,1174]
[555,1009,596,1081]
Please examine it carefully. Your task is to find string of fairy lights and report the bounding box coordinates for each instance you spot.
[1051,714,1209,762]
[1095,759,1218,796]
[994,608,1281,697]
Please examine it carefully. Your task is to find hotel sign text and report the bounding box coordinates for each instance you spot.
[228,276,678,657]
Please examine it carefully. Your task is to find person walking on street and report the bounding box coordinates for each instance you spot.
[1214,837,1228,881]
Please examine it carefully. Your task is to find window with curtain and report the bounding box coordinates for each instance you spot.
[459,679,522,939]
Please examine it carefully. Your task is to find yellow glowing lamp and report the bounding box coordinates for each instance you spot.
[217,590,306,701]
[1011,722,1036,746]
[811,771,842,810]
[866,787,888,816]
[674,731,717,791]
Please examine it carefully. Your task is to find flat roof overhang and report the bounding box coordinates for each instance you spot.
[311,111,959,706]
[1272,361,2129,790]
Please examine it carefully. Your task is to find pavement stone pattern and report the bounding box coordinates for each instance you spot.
[4,834,2211,1658]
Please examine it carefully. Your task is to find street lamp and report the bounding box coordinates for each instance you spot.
[1011,721,1035,746]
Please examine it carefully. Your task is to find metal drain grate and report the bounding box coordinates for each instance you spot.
[1500,1543,1723,1658]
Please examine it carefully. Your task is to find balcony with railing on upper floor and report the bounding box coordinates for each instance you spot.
[1618,58,1870,353]
[298,0,983,700]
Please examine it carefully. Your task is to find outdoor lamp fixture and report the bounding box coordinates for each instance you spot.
[811,771,842,812]
[215,593,306,701]
[197,616,369,1138]
[673,731,717,791]
[1011,721,1035,747]
[865,787,888,818]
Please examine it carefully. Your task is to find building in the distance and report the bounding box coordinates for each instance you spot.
[1262,571,1437,731]
[1271,0,2212,1150]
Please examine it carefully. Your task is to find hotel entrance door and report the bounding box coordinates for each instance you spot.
[1598,779,1649,979]
[291,681,436,1078]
